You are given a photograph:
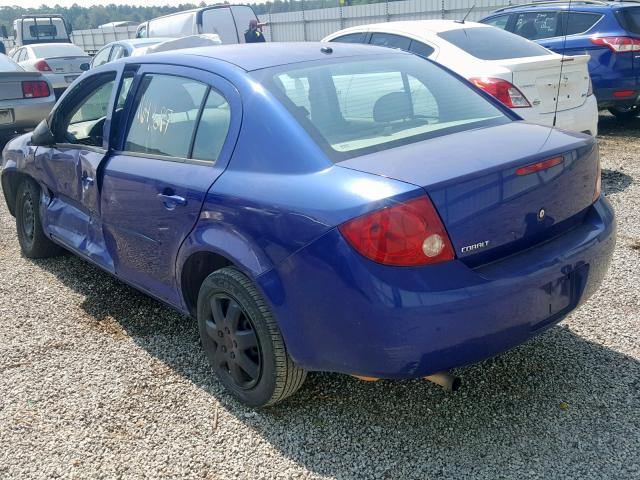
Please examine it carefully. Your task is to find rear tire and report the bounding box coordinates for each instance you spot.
[608,105,639,121]
[197,267,307,408]
[15,178,62,258]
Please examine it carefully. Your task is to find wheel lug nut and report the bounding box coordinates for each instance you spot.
[221,346,227,353]
[230,352,235,359]
[233,341,238,348]
[225,327,230,334]
[217,331,224,338]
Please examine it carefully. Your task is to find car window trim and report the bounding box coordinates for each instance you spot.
[54,143,107,154]
[110,149,216,167]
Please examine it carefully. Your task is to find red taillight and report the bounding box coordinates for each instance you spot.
[591,36,640,53]
[516,156,564,176]
[338,196,455,266]
[469,77,531,108]
[34,59,52,72]
[22,81,50,98]
[612,89,636,98]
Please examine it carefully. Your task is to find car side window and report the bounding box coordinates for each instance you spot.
[409,40,435,58]
[483,14,510,30]
[124,74,208,159]
[369,32,411,50]
[17,49,27,62]
[513,11,560,40]
[191,89,231,162]
[92,46,111,68]
[331,32,367,44]
[110,44,127,61]
[563,12,603,36]
[57,73,117,147]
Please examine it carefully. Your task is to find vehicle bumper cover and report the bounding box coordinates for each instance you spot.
[258,197,616,378]
[517,95,599,136]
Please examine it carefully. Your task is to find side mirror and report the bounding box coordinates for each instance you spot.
[80,62,89,71]
[31,119,55,146]
[0,26,7,38]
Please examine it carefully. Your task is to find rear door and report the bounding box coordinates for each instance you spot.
[100,64,241,305]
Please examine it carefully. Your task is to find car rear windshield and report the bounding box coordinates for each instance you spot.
[253,55,509,162]
[438,27,552,60]
[30,44,85,58]
[620,7,640,34]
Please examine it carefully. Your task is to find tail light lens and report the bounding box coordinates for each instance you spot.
[338,196,455,266]
[34,59,52,72]
[591,36,640,53]
[469,77,531,108]
[22,81,50,98]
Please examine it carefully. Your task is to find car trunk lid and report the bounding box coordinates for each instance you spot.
[493,54,590,113]
[338,122,599,265]
[0,71,51,100]
[43,56,90,74]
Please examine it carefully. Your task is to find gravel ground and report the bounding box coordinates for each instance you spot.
[0,115,639,480]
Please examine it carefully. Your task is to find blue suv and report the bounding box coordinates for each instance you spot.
[481,1,640,120]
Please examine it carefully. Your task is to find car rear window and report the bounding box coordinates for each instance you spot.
[438,26,552,60]
[253,55,509,162]
[620,7,640,34]
[30,44,86,57]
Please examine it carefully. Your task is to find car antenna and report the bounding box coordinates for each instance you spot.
[552,0,573,127]
[455,4,475,23]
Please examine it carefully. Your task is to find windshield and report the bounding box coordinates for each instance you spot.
[439,27,552,60]
[253,55,509,161]
[31,44,86,58]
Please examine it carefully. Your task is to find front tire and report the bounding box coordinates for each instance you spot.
[15,179,62,258]
[197,267,307,407]
[608,105,639,121]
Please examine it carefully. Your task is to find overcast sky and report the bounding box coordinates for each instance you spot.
[2,0,268,7]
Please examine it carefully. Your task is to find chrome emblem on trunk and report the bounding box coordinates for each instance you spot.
[461,240,490,254]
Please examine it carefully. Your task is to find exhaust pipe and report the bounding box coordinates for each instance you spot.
[424,371,461,392]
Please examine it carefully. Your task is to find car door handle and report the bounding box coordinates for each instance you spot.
[158,193,187,208]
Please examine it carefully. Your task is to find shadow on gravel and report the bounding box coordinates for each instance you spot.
[597,113,640,138]
[32,253,640,478]
[602,169,634,195]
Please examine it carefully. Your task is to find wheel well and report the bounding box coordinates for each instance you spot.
[1,170,28,217]
[181,251,233,317]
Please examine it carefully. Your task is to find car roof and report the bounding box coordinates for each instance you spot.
[490,0,640,13]
[332,20,492,36]
[147,42,409,71]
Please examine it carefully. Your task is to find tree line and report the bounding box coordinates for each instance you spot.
[0,0,390,32]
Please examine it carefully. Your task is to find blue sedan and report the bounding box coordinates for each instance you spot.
[0,43,615,407]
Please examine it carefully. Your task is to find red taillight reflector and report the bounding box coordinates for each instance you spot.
[591,36,640,53]
[516,156,563,176]
[22,81,50,98]
[612,89,636,98]
[469,77,531,108]
[34,59,52,72]
[338,196,455,266]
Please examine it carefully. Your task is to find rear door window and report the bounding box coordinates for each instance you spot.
[513,11,560,40]
[110,44,128,61]
[370,32,411,50]
[124,74,208,158]
[191,89,231,162]
[438,27,552,59]
[331,32,367,44]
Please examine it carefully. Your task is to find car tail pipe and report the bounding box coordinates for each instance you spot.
[424,371,461,392]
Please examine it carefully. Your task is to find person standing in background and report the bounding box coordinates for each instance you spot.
[244,19,266,43]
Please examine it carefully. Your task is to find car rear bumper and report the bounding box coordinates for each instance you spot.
[593,87,640,109]
[258,196,616,378]
[517,95,599,136]
[0,96,54,133]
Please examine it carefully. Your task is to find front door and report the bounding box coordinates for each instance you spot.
[100,64,240,306]
[37,70,121,271]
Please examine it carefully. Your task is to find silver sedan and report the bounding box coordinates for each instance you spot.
[0,54,55,142]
